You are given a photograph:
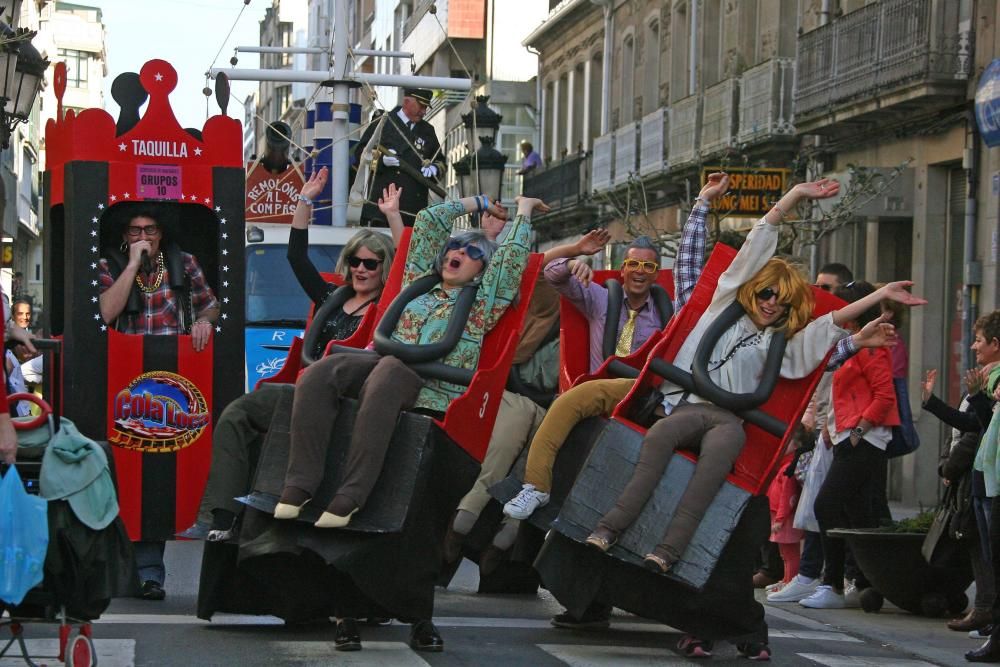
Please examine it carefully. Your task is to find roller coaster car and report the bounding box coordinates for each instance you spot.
[558,270,674,391]
[258,228,413,387]
[523,257,845,643]
[240,251,544,530]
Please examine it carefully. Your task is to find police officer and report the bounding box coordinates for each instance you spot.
[354,88,446,226]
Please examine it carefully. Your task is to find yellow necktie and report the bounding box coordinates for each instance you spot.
[615,308,639,357]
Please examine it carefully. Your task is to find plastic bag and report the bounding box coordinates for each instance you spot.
[0,465,49,606]
[792,433,832,532]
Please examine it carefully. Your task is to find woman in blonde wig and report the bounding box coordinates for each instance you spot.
[586,178,926,580]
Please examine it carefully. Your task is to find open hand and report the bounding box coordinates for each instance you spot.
[966,367,985,395]
[300,166,328,201]
[792,178,841,201]
[577,228,611,256]
[569,259,594,287]
[852,312,897,350]
[377,183,402,216]
[922,369,937,403]
[879,281,927,307]
[515,196,551,216]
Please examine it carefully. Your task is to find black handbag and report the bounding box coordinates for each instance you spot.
[629,388,665,428]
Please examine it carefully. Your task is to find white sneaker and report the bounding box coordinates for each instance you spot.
[799,584,846,609]
[766,575,819,603]
[503,484,550,520]
[842,582,861,609]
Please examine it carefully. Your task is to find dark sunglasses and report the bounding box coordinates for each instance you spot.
[756,287,780,301]
[813,283,832,292]
[445,239,485,261]
[347,255,382,270]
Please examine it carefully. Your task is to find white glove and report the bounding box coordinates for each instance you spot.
[382,149,400,168]
[421,165,438,178]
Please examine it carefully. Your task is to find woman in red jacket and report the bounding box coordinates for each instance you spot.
[800,281,900,609]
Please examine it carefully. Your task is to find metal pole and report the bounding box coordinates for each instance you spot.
[209,67,472,90]
[238,46,327,54]
[330,0,350,227]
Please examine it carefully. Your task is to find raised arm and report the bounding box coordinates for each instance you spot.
[287,167,332,306]
[674,172,728,310]
[831,281,926,328]
[377,183,406,248]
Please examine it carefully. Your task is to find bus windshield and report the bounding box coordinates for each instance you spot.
[245,243,343,325]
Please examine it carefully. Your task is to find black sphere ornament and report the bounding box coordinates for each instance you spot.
[202,86,212,97]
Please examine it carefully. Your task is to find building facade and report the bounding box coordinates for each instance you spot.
[525,0,999,507]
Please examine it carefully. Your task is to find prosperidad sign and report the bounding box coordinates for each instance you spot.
[702,168,789,216]
[111,371,210,453]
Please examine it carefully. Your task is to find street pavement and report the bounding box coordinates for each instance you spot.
[1,539,985,666]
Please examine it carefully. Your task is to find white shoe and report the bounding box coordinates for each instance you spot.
[843,582,862,609]
[799,584,846,609]
[766,575,818,603]
[503,484,550,520]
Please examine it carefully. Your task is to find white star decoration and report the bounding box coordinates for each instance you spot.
[222,265,229,272]
[220,218,226,224]
[223,297,229,304]
[90,262,97,269]
[221,313,228,320]
[124,192,130,198]
[100,325,107,332]
[154,72,163,81]
[203,197,210,204]
[93,314,99,320]
[110,195,117,202]
[90,230,96,237]
[190,195,197,201]
[97,203,104,210]
[215,326,222,333]
[221,233,228,240]
[223,281,229,288]
[90,296,97,303]
[194,147,203,156]
[91,280,97,286]
[118,143,127,151]
[90,246,97,252]
[91,217,98,223]
[222,249,227,256]
[215,206,221,212]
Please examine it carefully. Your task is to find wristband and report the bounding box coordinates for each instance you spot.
[296,193,315,206]
[693,196,708,207]
[475,195,486,213]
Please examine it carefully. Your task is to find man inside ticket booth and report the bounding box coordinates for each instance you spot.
[97,208,220,600]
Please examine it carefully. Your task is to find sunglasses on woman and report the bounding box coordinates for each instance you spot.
[347,256,383,270]
[445,239,486,261]
[756,287,790,308]
[621,258,659,274]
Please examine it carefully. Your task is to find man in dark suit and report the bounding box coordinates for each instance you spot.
[353,88,446,226]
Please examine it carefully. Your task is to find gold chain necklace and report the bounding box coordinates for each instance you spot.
[135,252,165,293]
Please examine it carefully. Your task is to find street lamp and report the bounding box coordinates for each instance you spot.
[453,95,507,202]
[0,25,46,149]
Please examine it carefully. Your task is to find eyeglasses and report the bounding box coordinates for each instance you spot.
[621,258,659,274]
[814,283,833,292]
[445,239,486,261]
[125,223,161,237]
[347,255,383,270]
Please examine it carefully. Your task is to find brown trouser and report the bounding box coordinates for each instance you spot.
[283,353,424,509]
[597,402,745,561]
[523,378,635,492]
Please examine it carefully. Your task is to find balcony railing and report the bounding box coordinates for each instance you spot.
[700,78,739,156]
[796,0,971,118]
[592,134,614,192]
[613,122,638,187]
[639,108,668,176]
[501,165,522,206]
[17,193,37,236]
[522,153,591,212]
[737,58,795,144]
[668,95,700,167]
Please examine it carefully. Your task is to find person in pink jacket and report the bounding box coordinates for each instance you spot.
[767,446,805,584]
[800,281,901,610]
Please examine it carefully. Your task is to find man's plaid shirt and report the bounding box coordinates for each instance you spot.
[98,252,218,334]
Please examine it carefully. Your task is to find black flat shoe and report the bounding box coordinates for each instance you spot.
[139,580,165,601]
[334,618,362,651]
[967,638,1000,662]
[409,620,444,652]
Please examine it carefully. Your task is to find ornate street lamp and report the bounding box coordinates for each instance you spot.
[0,25,47,149]
[453,95,507,202]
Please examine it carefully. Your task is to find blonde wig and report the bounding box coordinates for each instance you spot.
[736,257,814,336]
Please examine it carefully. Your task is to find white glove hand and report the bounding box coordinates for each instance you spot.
[383,152,400,167]
[421,165,438,178]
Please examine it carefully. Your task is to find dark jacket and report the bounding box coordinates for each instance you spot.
[353,107,445,226]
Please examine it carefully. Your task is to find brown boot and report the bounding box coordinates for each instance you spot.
[948,608,993,632]
[752,571,780,589]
